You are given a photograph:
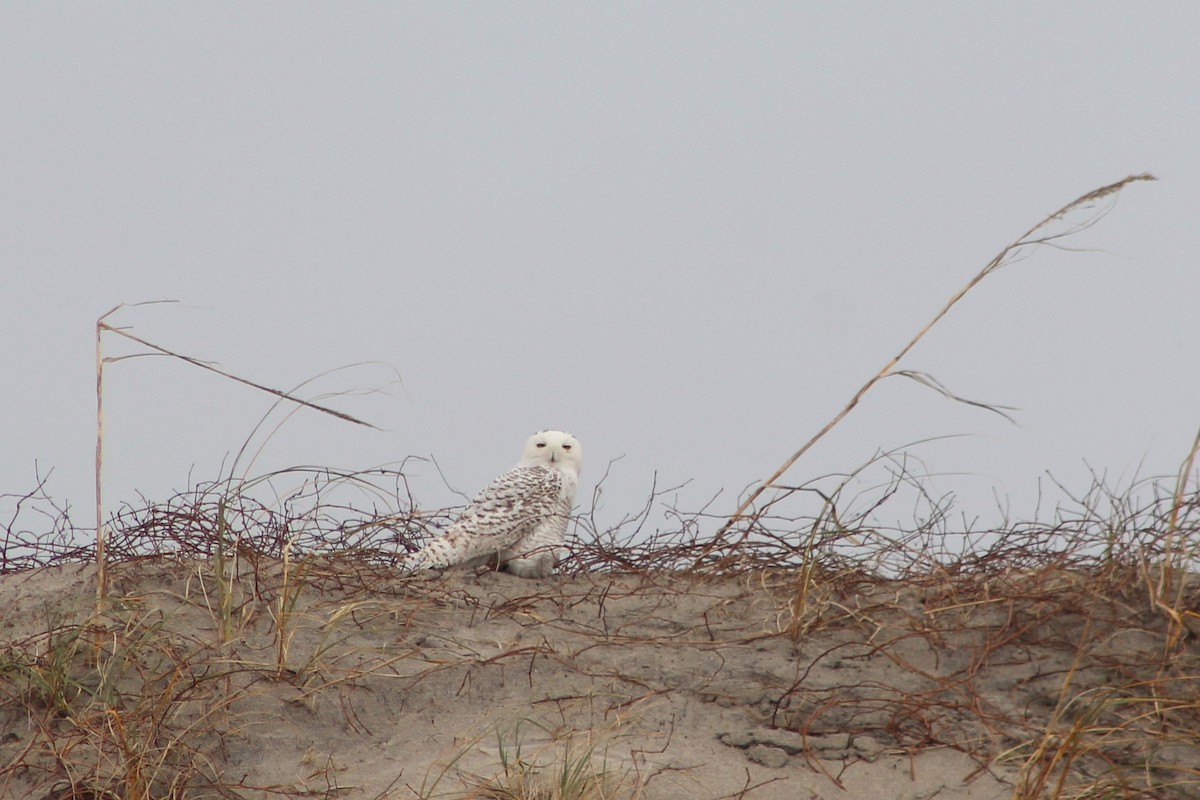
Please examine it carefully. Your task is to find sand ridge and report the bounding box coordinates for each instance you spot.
[0,558,1196,799]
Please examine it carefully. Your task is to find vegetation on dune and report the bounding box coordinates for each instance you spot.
[2,175,1197,799]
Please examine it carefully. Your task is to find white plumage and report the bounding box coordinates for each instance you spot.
[401,430,582,578]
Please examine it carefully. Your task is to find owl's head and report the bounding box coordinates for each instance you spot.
[519,430,582,477]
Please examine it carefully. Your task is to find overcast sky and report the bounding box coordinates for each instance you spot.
[3,4,1198,545]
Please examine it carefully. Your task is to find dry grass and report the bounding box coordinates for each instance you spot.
[2,460,1197,799]
[455,723,642,800]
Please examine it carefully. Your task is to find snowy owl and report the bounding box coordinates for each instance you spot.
[401,430,582,579]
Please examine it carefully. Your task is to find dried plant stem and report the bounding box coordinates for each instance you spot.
[1164,425,1200,569]
[1155,424,1200,647]
[700,173,1157,563]
[99,317,378,431]
[95,307,111,601]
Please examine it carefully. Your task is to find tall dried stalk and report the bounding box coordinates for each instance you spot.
[1153,424,1200,648]
[95,308,110,601]
[1165,425,1200,571]
[698,173,1157,565]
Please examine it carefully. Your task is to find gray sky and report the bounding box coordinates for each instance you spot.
[3,5,1198,543]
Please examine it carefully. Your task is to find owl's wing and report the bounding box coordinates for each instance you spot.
[403,465,563,571]
[454,465,562,538]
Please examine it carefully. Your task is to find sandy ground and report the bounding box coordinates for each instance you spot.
[0,558,1196,799]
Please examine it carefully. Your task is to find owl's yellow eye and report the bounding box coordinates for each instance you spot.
[536,442,547,448]
[562,444,572,450]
